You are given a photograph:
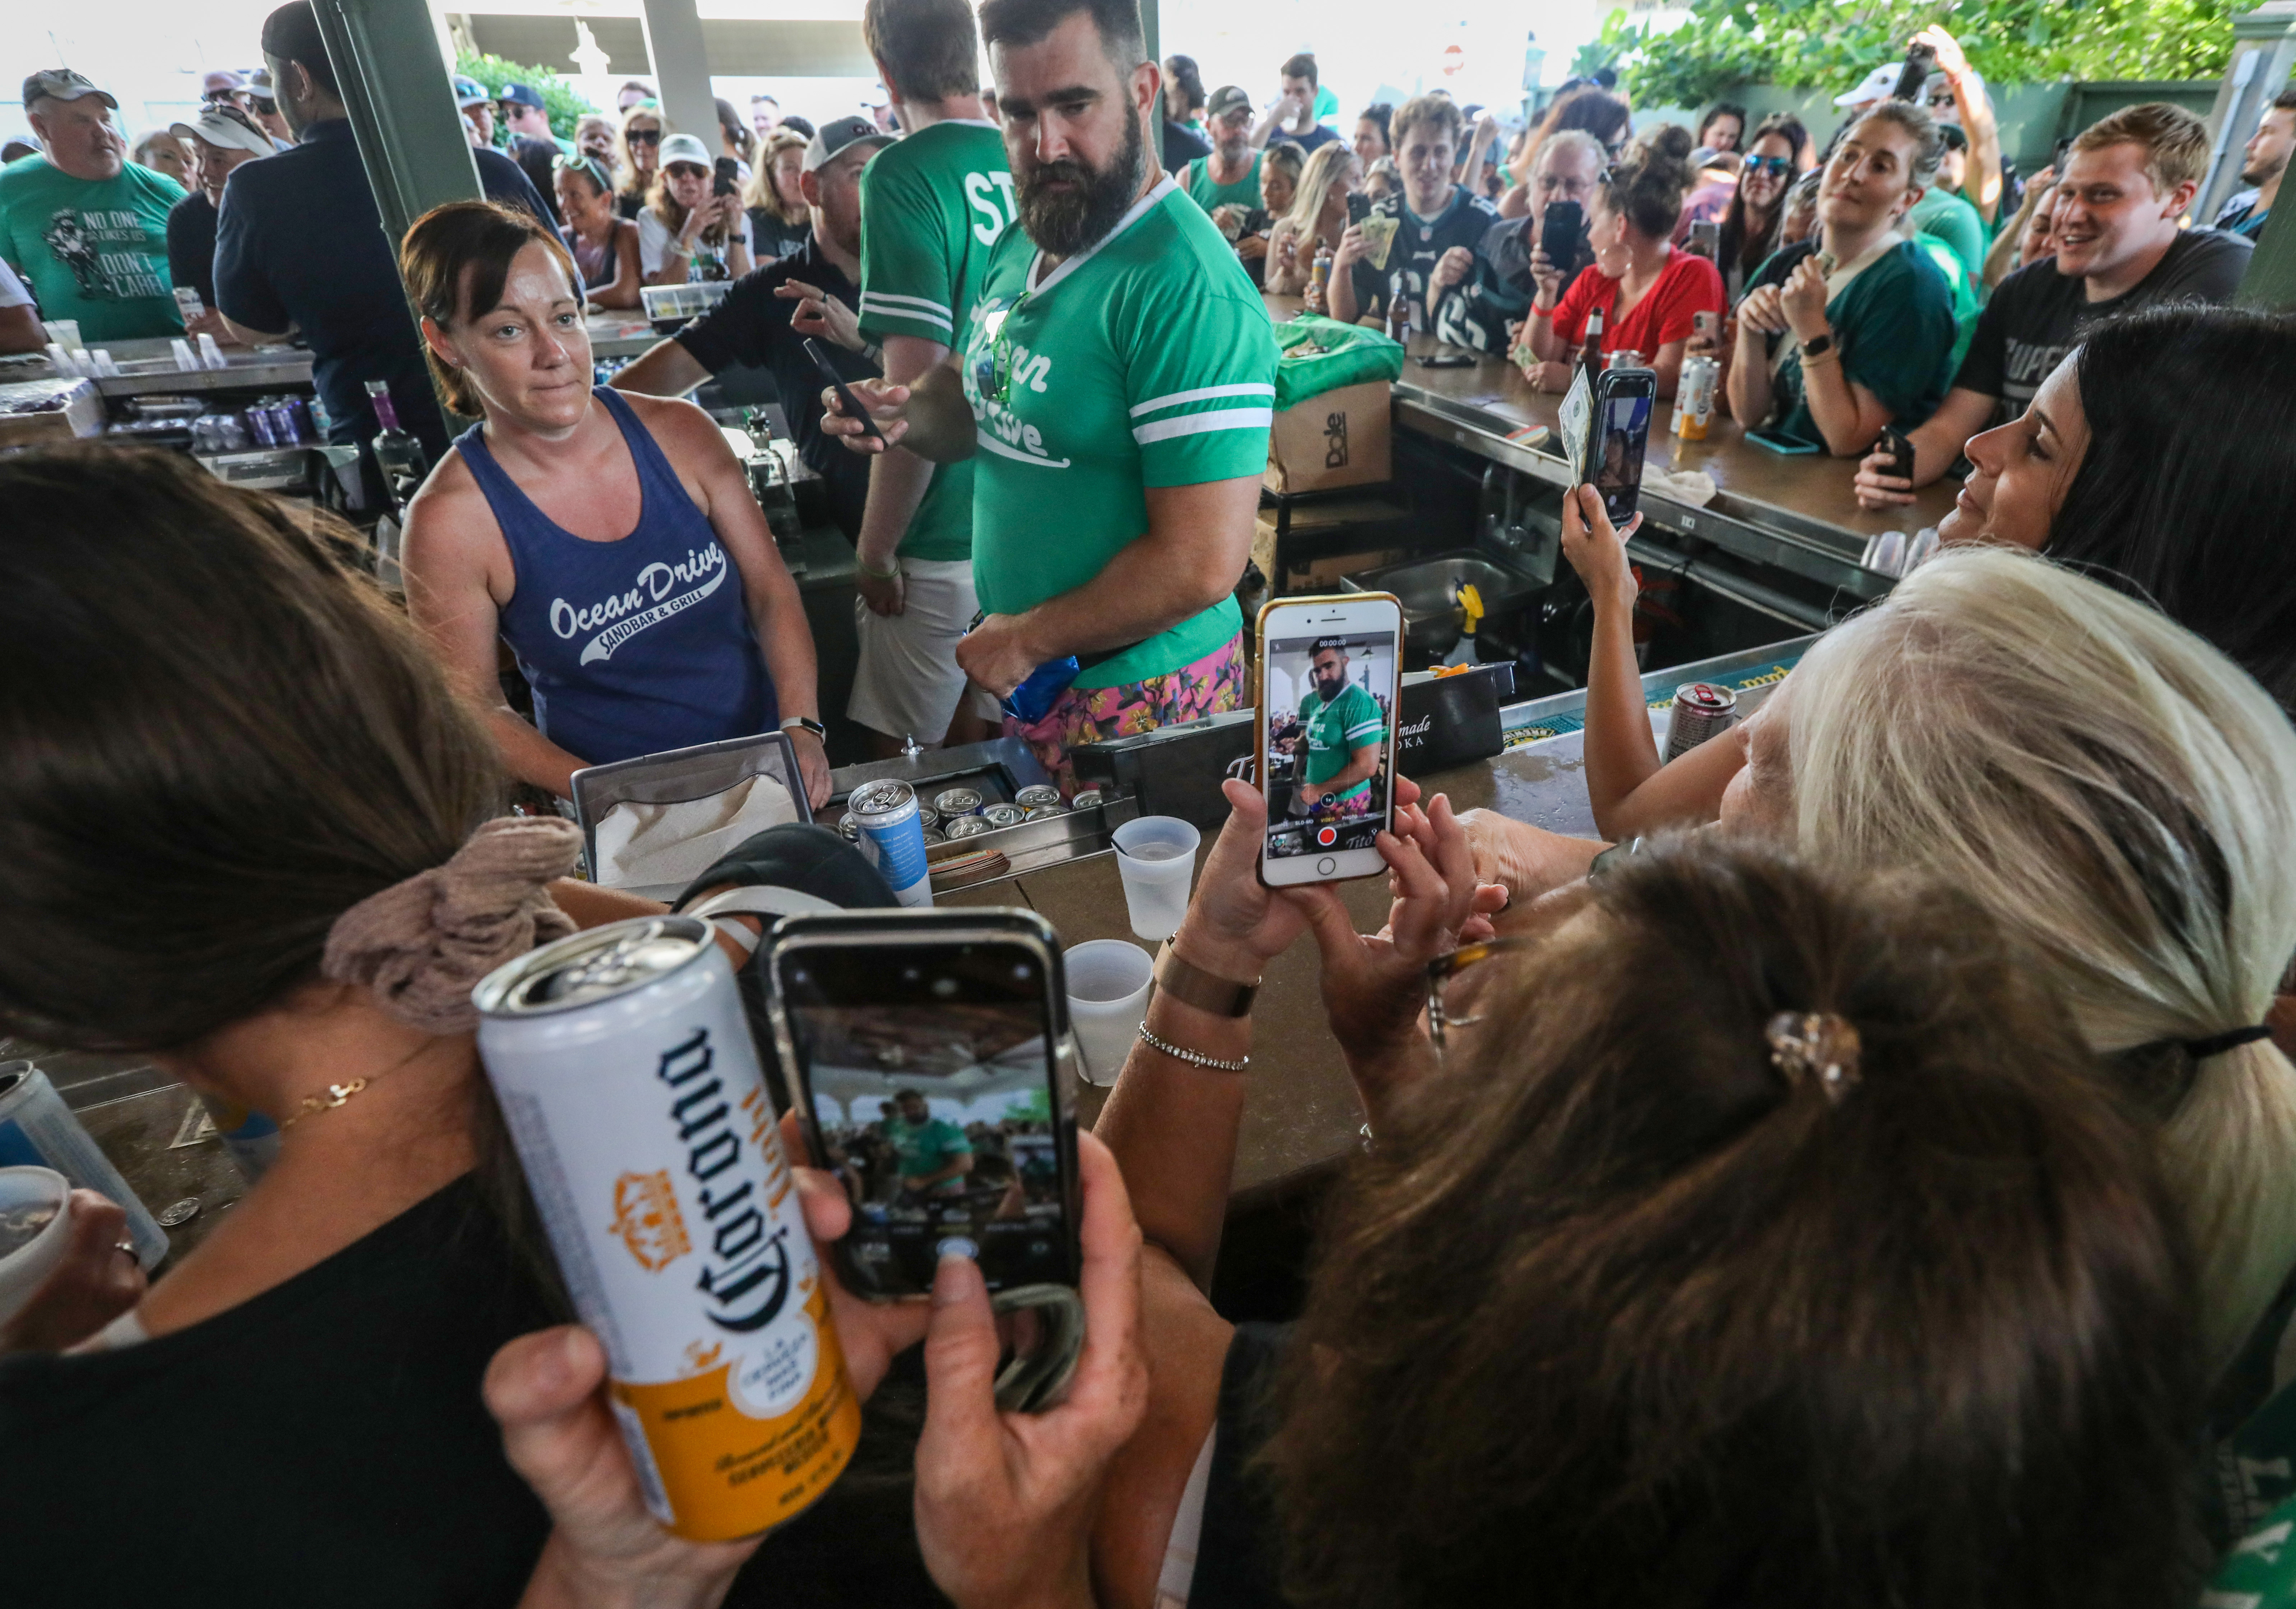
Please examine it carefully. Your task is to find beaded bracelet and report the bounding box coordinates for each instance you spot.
[1137,1024,1249,1072]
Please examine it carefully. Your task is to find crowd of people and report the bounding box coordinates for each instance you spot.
[5,0,2296,1604]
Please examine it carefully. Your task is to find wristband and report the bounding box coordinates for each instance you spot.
[1154,942,1260,1017]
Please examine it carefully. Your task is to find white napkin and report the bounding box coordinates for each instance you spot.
[1644,468,1717,507]
[593,773,798,889]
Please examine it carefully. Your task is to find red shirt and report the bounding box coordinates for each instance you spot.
[1551,250,1726,358]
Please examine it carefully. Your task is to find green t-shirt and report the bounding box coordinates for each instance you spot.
[1299,681,1385,799]
[857,120,1012,564]
[958,177,1277,688]
[1909,228,1983,379]
[0,153,184,342]
[1906,186,1986,283]
[1749,238,1957,450]
[2214,1497,2296,1607]
[887,1114,972,1193]
[1183,151,1263,214]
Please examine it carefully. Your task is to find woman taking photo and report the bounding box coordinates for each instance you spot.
[1519,125,1723,397]
[638,132,753,286]
[612,102,661,221]
[1853,304,2296,713]
[1082,783,2202,1609]
[398,201,827,804]
[553,155,640,311]
[1265,143,1360,297]
[744,126,813,266]
[1716,113,1807,302]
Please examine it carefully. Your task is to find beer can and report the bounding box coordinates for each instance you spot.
[981,803,1027,830]
[1673,356,1716,441]
[0,1062,167,1267]
[944,815,991,840]
[836,815,860,842]
[1023,806,1062,822]
[847,779,933,907]
[474,918,861,1540]
[1013,785,1061,811]
[1069,787,1104,811]
[932,788,982,818]
[1663,682,1739,762]
[914,804,940,833]
[920,827,947,846]
[243,403,278,448]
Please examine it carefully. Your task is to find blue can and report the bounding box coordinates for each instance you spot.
[847,779,933,907]
[243,403,278,448]
[0,1061,168,1267]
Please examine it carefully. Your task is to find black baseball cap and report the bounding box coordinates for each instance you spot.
[803,114,892,173]
[260,1,328,72]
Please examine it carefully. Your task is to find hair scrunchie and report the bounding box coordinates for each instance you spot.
[322,816,583,1035]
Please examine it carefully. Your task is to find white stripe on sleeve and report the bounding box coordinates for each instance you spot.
[858,292,952,331]
[1128,382,1277,418]
[1130,407,1274,446]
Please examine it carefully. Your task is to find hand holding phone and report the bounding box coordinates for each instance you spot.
[1254,594,1404,885]
[1586,367,1656,525]
[1539,200,1583,283]
[712,156,740,198]
[807,336,889,446]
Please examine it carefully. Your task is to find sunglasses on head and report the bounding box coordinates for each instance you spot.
[627,127,661,145]
[1745,154,1792,176]
[554,152,610,190]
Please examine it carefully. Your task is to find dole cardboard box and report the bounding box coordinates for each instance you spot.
[1264,379,1392,495]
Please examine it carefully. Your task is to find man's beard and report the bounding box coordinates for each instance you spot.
[1315,672,1345,700]
[1017,111,1145,258]
[1218,129,1251,164]
[2244,150,2287,186]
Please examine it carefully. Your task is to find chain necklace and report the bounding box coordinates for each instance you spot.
[278,1040,436,1129]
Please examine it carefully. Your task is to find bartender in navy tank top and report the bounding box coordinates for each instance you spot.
[396,200,831,806]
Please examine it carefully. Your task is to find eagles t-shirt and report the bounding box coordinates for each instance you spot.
[1348,184,1500,331]
[958,175,1276,689]
[1298,681,1385,801]
[1745,237,1957,448]
[1953,226,2254,426]
[857,118,1011,563]
[0,152,183,340]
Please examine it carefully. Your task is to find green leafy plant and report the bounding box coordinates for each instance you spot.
[1606,0,2240,108]
[453,50,596,144]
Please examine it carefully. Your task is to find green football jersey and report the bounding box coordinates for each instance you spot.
[1183,150,1263,214]
[857,120,1013,563]
[957,176,1276,689]
[1298,681,1385,799]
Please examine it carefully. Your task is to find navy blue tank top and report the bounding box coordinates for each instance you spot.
[457,387,776,766]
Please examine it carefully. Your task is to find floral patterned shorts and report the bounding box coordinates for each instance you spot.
[1005,633,1249,796]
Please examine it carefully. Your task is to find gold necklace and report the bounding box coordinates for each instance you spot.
[278,1040,434,1129]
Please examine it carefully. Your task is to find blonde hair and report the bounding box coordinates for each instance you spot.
[615,105,661,207]
[742,128,810,223]
[1282,141,1358,245]
[1788,544,2296,1375]
[2074,102,2211,198]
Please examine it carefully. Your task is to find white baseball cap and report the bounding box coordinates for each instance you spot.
[658,131,712,169]
[171,104,276,158]
[1834,64,1902,109]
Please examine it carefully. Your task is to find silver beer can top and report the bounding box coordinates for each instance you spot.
[849,778,916,820]
[944,815,991,838]
[933,788,983,816]
[1013,785,1061,809]
[1674,681,1737,714]
[475,916,709,1016]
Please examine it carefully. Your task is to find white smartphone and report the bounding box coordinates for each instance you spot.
[1253,592,1405,886]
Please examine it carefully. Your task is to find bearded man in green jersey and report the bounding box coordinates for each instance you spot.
[822,0,1275,790]
[1291,638,1386,815]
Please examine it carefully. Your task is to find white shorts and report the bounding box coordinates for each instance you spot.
[847,556,984,745]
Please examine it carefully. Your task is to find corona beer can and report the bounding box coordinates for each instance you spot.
[1663,682,1738,762]
[1673,356,1717,441]
[473,918,861,1541]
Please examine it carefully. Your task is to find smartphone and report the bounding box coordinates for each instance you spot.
[1876,425,1915,482]
[1539,199,1583,270]
[1252,592,1404,886]
[762,908,1082,1302]
[1586,367,1657,525]
[1346,190,1372,226]
[1686,218,1720,260]
[1692,310,1719,340]
[802,336,883,442]
[1892,43,1936,103]
[712,156,740,198]
[1745,427,1823,455]
[1414,352,1477,368]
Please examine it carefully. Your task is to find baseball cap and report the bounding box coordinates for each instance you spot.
[1834,64,1902,109]
[1207,84,1252,119]
[171,103,276,158]
[246,68,276,95]
[499,82,545,111]
[658,131,712,169]
[453,75,491,109]
[201,68,246,97]
[802,113,892,173]
[23,69,117,111]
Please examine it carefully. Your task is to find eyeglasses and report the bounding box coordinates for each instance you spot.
[1423,935,1539,1052]
[626,127,661,145]
[1744,154,1793,176]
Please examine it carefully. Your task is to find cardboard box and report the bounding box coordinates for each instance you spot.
[1264,379,1391,495]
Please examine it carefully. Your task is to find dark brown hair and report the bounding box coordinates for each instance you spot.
[1719,112,1808,277]
[864,0,985,104]
[1281,51,1316,88]
[1598,120,1697,240]
[0,446,502,1051]
[1262,837,2201,1609]
[399,199,578,416]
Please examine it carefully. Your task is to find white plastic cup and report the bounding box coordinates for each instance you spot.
[1111,816,1201,942]
[1064,940,1154,1087]
[0,1166,74,1329]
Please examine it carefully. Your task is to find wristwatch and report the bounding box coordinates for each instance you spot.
[1154,943,1259,1017]
[1800,330,1836,360]
[780,716,826,741]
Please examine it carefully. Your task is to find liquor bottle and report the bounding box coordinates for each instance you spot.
[365,379,429,513]
[1578,306,1606,376]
